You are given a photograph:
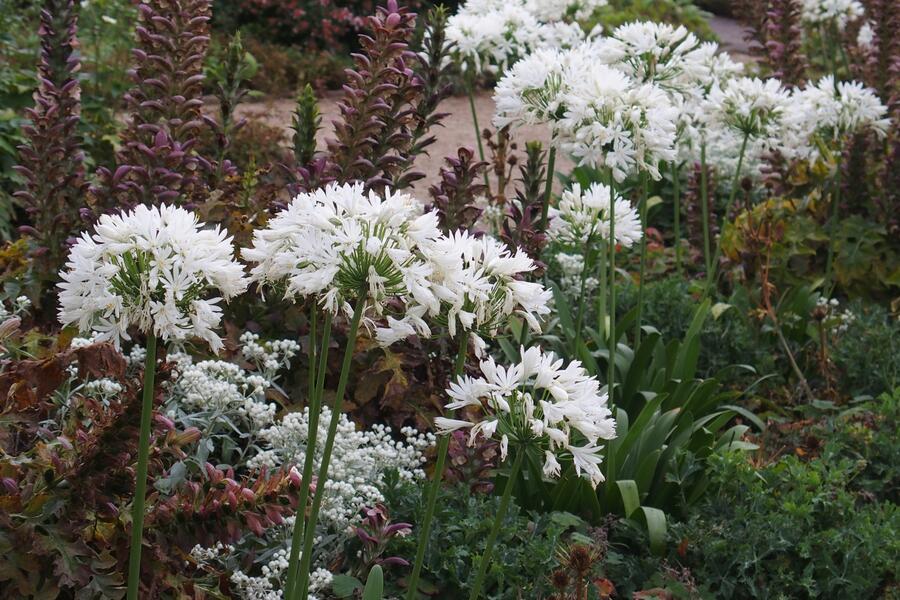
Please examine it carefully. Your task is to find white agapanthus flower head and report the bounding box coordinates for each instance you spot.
[558,60,679,181]
[856,21,875,48]
[800,0,864,30]
[598,21,708,96]
[435,346,615,488]
[58,204,248,352]
[549,182,643,248]
[446,1,588,77]
[243,182,442,325]
[782,75,890,160]
[375,232,552,348]
[703,76,790,141]
[492,47,570,129]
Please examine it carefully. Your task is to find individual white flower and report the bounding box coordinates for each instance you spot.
[243,182,442,325]
[549,182,642,248]
[558,60,679,181]
[782,75,890,160]
[493,47,569,130]
[856,21,875,48]
[58,204,248,352]
[703,76,790,145]
[800,0,864,30]
[435,346,615,488]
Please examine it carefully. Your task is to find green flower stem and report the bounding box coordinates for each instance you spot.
[293,296,367,600]
[607,173,617,397]
[126,333,157,600]
[466,73,490,189]
[635,171,649,344]
[573,238,596,354]
[540,146,557,231]
[672,161,682,275]
[285,308,333,600]
[705,132,749,295]
[824,154,842,292]
[405,333,469,600]
[467,447,525,600]
[596,242,608,339]
[700,142,711,277]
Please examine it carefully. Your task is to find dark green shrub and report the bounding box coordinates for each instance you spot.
[616,276,774,379]
[384,478,572,598]
[832,300,900,397]
[583,0,717,41]
[670,431,900,599]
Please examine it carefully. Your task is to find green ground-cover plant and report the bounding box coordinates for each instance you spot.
[669,397,900,599]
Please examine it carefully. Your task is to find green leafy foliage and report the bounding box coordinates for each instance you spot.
[384,478,577,598]
[582,0,717,41]
[670,405,900,599]
[832,300,900,397]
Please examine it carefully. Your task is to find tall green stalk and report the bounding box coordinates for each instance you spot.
[596,242,607,339]
[293,296,367,599]
[705,132,749,295]
[285,308,333,600]
[607,174,617,396]
[824,154,842,291]
[700,142,711,277]
[540,146,557,230]
[405,334,469,599]
[126,334,157,600]
[573,239,596,353]
[465,71,489,188]
[672,161,682,274]
[634,171,649,344]
[467,447,525,600]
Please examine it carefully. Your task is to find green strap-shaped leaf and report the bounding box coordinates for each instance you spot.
[639,506,667,556]
[363,565,384,600]
[616,479,640,517]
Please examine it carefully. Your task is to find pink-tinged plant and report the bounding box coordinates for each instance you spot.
[94,0,213,207]
[326,0,423,188]
[352,504,413,576]
[14,0,87,288]
[501,141,550,275]
[427,146,488,233]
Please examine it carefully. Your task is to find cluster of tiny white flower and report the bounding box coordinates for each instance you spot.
[0,295,31,321]
[549,182,643,248]
[800,0,864,29]
[553,252,599,296]
[816,297,857,334]
[57,204,248,352]
[436,346,615,487]
[249,406,432,526]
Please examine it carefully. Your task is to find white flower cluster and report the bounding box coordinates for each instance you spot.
[800,0,864,29]
[493,39,679,182]
[549,182,642,248]
[0,295,31,321]
[249,406,433,528]
[244,182,442,325]
[164,332,298,433]
[703,77,791,141]
[248,182,553,349]
[377,232,551,348]
[816,297,857,334]
[436,346,615,487]
[782,75,890,160]
[553,252,599,296]
[446,0,601,76]
[58,204,248,352]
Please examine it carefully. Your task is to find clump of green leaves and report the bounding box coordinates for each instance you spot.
[832,300,900,397]
[383,478,575,598]
[670,415,900,599]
